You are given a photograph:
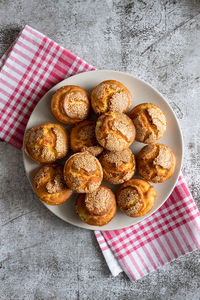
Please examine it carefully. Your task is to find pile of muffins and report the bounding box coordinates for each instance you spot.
[24,80,176,226]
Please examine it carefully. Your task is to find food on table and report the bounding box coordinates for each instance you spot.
[51,85,90,125]
[129,103,167,144]
[117,178,156,217]
[137,143,176,183]
[32,164,72,205]
[24,123,68,163]
[91,80,132,115]
[95,112,135,152]
[70,120,103,156]
[99,149,136,184]
[25,77,178,227]
[64,152,103,193]
[76,186,117,226]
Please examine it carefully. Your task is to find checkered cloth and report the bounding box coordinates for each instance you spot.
[0,25,94,148]
[1,25,200,281]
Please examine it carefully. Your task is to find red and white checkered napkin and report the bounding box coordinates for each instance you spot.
[96,175,200,279]
[0,25,200,281]
[0,25,94,149]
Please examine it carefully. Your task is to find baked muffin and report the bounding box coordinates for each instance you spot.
[24,123,68,163]
[51,85,90,125]
[117,178,156,217]
[70,120,103,156]
[129,103,167,144]
[99,149,136,184]
[33,164,72,205]
[95,112,135,151]
[76,186,117,226]
[91,80,132,114]
[64,152,103,193]
[137,143,176,183]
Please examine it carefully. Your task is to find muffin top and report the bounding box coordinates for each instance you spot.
[129,103,167,143]
[64,152,103,193]
[117,178,156,217]
[95,112,135,151]
[85,186,114,215]
[137,143,176,183]
[24,123,68,163]
[51,85,90,125]
[70,120,103,156]
[32,164,72,205]
[99,149,136,184]
[91,80,132,114]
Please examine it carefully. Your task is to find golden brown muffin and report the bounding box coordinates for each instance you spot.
[99,149,136,184]
[24,123,68,163]
[33,164,72,205]
[117,178,156,217]
[76,186,117,226]
[137,143,176,183]
[64,152,103,193]
[51,85,90,125]
[95,112,136,151]
[91,80,132,114]
[70,120,103,156]
[129,103,167,144]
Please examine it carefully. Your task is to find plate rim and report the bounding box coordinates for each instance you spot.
[23,69,183,231]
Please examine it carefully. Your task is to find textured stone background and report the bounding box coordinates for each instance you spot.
[0,0,200,299]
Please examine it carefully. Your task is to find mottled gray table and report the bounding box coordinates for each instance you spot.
[0,1,200,299]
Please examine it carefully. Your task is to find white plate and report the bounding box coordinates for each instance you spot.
[23,70,183,231]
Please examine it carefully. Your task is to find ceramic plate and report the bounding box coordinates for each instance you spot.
[23,70,183,231]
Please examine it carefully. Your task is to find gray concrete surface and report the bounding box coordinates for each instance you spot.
[0,0,200,299]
